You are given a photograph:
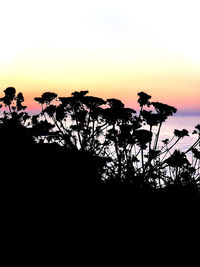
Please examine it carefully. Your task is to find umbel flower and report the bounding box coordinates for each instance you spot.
[174,129,189,138]
[151,102,177,122]
[165,150,190,168]
[137,92,151,108]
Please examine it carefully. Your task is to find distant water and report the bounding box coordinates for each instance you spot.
[158,116,199,152]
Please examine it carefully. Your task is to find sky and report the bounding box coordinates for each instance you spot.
[0,0,200,114]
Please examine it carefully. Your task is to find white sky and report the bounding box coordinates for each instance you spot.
[0,0,200,65]
[0,0,199,114]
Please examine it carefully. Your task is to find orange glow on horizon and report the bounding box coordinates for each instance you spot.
[17,85,199,115]
[0,1,199,115]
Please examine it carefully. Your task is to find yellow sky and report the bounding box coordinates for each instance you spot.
[0,0,200,114]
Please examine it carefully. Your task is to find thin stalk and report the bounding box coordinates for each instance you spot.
[185,137,200,153]
[141,148,144,174]
[154,122,162,150]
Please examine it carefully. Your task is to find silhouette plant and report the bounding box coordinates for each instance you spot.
[33,89,200,192]
[0,87,199,196]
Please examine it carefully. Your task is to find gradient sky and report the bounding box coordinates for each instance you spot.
[0,0,200,114]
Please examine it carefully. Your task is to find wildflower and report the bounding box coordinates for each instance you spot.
[174,129,189,138]
[137,92,151,107]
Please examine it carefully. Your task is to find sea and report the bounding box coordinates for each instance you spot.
[159,116,199,152]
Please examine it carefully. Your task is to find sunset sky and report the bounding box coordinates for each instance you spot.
[0,0,199,114]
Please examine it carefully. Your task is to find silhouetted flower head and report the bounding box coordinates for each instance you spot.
[59,91,91,113]
[174,129,189,138]
[107,98,124,109]
[137,92,151,107]
[59,97,74,106]
[4,87,16,98]
[16,92,27,111]
[165,150,190,168]
[122,108,136,122]
[162,139,169,145]
[17,92,24,102]
[0,87,16,106]
[35,92,57,105]
[151,102,177,122]
[83,96,106,107]
[192,148,200,160]
[134,129,152,149]
[104,99,125,123]
[82,96,106,120]
[104,102,136,124]
[146,149,160,160]
[34,97,44,104]
[193,124,200,135]
[141,110,160,127]
[71,90,89,98]
[31,120,54,135]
